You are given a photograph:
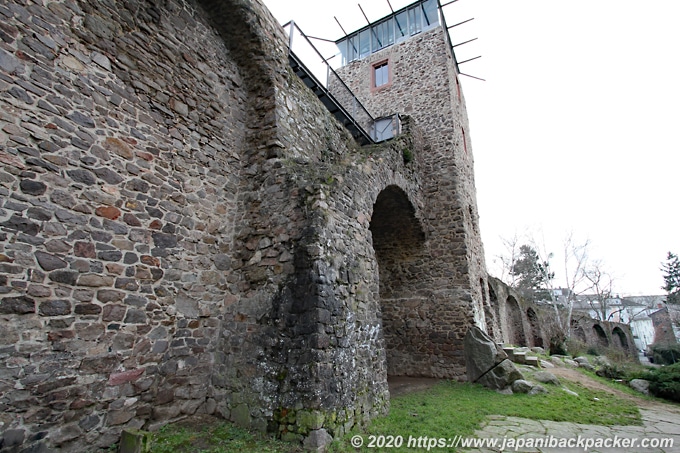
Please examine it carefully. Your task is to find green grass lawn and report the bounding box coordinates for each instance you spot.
[148,379,641,453]
[330,379,640,452]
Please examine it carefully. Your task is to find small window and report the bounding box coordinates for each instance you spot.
[373,61,389,88]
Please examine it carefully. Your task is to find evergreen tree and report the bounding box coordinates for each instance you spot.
[662,252,680,304]
[510,245,554,301]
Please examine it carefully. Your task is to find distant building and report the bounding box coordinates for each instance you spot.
[572,294,672,351]
[648,305,680,346]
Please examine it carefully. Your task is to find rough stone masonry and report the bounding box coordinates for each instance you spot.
[0,0,491,450]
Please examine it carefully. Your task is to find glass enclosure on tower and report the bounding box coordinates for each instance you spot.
[336,0,440,65]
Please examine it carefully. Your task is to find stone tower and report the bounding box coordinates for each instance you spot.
[333,0,492,375]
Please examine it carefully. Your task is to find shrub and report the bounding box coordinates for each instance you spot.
[586,346,600,356]
[565,339,587,358]
[596,363,628,380]
[644,362,680,402]
[650,344,680,365]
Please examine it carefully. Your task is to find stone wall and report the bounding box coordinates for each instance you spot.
[0,0,260,449]
[0,0,493,450]
[488,278,636,359]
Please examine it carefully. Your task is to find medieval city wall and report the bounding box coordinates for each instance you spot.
[0,0,484,450]
[488,277,636,359]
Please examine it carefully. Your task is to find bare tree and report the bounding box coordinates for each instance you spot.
[583,261,616,321]
[528,233,591,354]
[493,233,521,284]
[496,231,600,354]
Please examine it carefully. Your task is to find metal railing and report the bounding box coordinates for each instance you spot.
[283,21,398,144]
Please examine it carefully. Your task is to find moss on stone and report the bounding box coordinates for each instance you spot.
[295,410,325,432]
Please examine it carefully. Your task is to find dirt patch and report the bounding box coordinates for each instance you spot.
[548,365,680,412]
[388,376,442,397]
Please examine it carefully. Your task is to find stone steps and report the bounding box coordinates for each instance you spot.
[500,344,541,368]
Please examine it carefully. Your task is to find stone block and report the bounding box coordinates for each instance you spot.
[533,371,560,386]
[231,403,251,428]
[1,428,25,447]
[476,359,524,391]
[463,326,507,383]
[0,295,35,314]
[296,410,325,431]
[108,368,144,386]
[511,379,533,394]
[513,352,526,364]
[629,379,650,395]
[303,429,333,452]
[524,356,539,367]
[118,429,152,453]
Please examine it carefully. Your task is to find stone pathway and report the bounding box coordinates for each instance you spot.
[464,366,680,453]
[464,406,680,453]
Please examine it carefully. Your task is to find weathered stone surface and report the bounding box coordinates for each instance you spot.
[118,429,152,453]
[563,358,579,368]
[1,429,25,447]
[2,214,40,236]
[67,169,97,185]
[303,429,333,452]
[0,0,503,450]
[49,270,78,286]
[108,410,135,426]
[476,359,524,391]
[533,371,560,386]
[102,305,127,322]
[108,368,144,386]
[78,274,115,287]
[124,309,146,324]
[20,179,47,195]
[39,299,71,316]
[0,47,20,73]
[0,295,36,314]
[464,326,507,383]
[573,356,595,371]
[629,379,650,395]
[80,355,120,374]
[75,303,102,315]
[95,206,122,220]
[511,379,534,394]
[35,251,68,271]
[528,384,548,395]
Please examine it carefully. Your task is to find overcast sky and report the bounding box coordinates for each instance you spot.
[262,0,680,296]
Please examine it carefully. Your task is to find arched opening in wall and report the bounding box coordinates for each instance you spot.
[612,327,630,351]
[488,283,501,332]
[593,324,609,348]
[481,278,495,337]
[526,308,543,348]
[369,185,426,377]
[507,296,526,346]
[573,327,587,343]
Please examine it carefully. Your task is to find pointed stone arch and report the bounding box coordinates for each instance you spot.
[369,185,426,376]
[593,324,609,348]
[507,296,526,346]
[526,307,543,348]
[612,326,630,351]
